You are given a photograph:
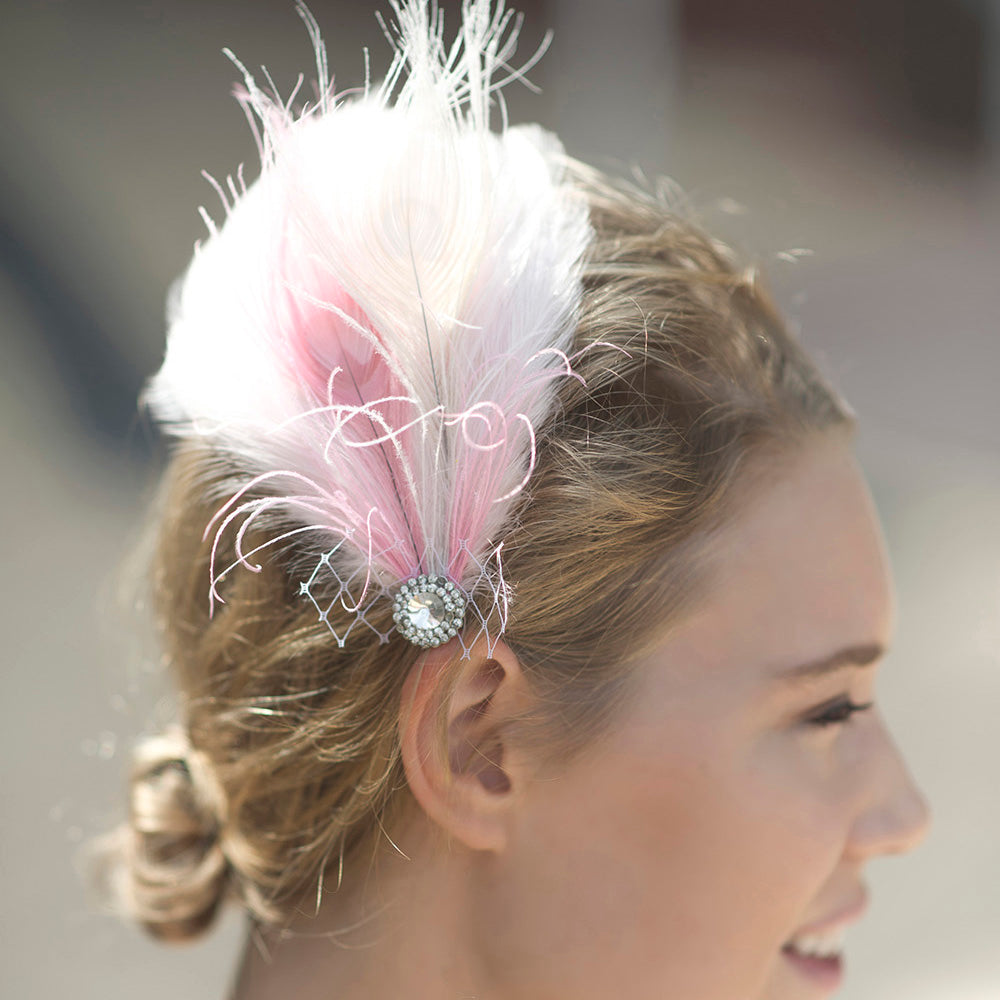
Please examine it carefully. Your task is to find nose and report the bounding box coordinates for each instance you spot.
[846,714,932,861]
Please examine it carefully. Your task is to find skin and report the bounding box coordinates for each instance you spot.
[234,438,930,1000]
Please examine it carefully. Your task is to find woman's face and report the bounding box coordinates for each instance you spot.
[493,439,930,1000]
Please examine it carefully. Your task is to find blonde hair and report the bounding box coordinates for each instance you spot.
[99,167,851,941]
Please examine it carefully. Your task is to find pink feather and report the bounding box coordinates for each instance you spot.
[144,0,593,649]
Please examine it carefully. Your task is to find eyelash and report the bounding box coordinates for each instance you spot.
[807,698,874,728]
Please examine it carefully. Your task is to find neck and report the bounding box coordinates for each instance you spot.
[231,819,498,1000]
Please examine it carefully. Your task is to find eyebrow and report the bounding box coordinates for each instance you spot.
[772,642,886,687]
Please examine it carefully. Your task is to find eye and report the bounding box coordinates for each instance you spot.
[806,697,874,728]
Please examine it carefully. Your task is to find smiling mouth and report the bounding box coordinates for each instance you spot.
[781,942,844,992]
[781,925,849,992]
[780,889,868,991]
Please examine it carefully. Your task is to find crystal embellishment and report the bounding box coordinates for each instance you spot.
[392,575,467,648]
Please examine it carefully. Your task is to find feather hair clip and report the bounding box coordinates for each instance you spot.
[145,0,594,653]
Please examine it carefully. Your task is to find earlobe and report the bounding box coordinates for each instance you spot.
[399,637,529,852]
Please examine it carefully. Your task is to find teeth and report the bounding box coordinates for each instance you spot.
[786,926,846,959]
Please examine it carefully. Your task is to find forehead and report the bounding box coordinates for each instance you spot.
[659,439,894,689]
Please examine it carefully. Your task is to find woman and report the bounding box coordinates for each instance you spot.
[101,2,929,998]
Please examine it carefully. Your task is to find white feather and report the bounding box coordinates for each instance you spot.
[145,0,593,645]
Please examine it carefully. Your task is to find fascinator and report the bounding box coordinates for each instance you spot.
[145,0,593,653]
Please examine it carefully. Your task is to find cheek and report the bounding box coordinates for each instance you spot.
[737,738,853,903]
[741,729,861,882]
[632,739,848,993]
[498,733,849,1000]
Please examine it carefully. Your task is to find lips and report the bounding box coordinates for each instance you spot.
[781,945,844,992]
[780,888,869,992]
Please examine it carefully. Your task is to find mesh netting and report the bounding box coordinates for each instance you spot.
[300,538,511,656]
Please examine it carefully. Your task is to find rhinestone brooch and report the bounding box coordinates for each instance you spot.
[392,575,467,648]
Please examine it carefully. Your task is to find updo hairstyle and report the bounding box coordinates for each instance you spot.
[101,166,851,942]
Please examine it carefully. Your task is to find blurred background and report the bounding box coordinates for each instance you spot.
[1,1,997,997]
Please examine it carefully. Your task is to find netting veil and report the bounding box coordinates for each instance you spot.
[145,0,594,653]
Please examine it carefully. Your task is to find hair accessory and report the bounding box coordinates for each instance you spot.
[393,575,467,648]
[144,0,593,654]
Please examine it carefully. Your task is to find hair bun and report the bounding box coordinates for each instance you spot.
[102,729,230,942]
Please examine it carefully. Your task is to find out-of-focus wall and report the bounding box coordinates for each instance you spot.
[1,2,996,998]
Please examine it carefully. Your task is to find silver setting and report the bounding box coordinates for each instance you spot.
[392,574,467,648]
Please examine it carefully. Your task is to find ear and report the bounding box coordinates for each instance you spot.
[399,637,532,853]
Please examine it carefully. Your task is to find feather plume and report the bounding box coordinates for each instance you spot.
[145,0,593,650]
